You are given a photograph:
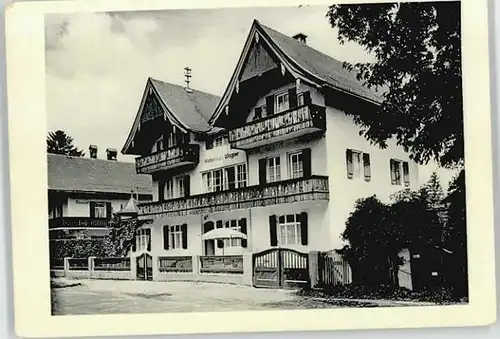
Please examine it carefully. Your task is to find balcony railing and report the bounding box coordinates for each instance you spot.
[49,217,109,229]
[138,175,329,220]
[228,104,326,149]
[135,144,200,175]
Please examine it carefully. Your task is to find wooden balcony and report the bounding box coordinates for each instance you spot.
[138,175,329,220]
[228,104,326,149]
[48,217,109,229]
[135,144,200,175]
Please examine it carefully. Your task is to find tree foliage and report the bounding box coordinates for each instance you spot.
[342,174,446,286]
[104,215,144,257]
[47,130,85,156]
[327,2,462,168]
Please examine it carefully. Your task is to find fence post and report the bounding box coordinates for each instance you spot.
[63,257,70,277]
[192,255,200,275]
[130,255,137,280]
[242,253,253,286]
[308,251,320,289]
[88,257,95,279]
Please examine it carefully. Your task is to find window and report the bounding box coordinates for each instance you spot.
[202,164,247,192]
[206,139,213,150]
[223,219,242,247]
[169,225,183,249]
[297,93,305,106]
[94,202,106,218]
[176,177,185,197]
[206,134,227,150]
[275,92,290,113]
[346,149,371,181]
[391,159,410,186]
[156,138,164,152]
[289,151,303,179]
[267,156,281,183]
[164,179,174,199]
[236,164,247,188]
[278,214,301,245]
[136,228,151,252]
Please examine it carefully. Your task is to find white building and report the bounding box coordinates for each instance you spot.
[121,20,419,282]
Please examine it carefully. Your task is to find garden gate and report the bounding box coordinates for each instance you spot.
[253,248,309,289]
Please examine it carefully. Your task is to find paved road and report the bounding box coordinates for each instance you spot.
[51,279,340,315]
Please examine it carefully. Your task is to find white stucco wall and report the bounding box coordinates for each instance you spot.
[324,106,420,249]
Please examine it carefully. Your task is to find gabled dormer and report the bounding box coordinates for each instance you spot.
[122,77,220,175]
[209,20,383,150]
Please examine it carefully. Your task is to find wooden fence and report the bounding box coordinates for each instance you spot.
[318,251,352,287]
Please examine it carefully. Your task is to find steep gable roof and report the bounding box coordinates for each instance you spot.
[47,153,152,195]
[210,20,384,125]
[122,78,220,154]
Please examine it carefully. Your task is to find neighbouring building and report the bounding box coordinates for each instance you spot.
[121,20,419,281]
[47,148,153,240]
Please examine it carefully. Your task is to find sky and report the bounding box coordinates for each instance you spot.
[45,5,455,187]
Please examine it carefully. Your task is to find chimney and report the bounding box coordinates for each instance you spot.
[89,145,98,159]
[106,148,117,161]
[292,33,308,44]
[184,66,193,93]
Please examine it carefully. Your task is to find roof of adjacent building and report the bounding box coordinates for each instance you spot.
[47,153,152,195]
[210,20,384,124]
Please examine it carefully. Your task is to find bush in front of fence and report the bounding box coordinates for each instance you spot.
[297,283,466,304]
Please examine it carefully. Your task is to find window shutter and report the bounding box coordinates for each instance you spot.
[181,224,188,249]
[300,212,308,246]
[258,158,267,185]
[105,202,112,218]
[403,162,410,186]
[254,107,262,120]
[163,226,169,250]
[184,175,191,197]
[216,220,223,229]
[159,181,165,201]
[217,240,224,248]
[303,91,312,105]
[363,153,371,182]
[269,215,278,246]
[390,160,396,185]
[89,202,96,218]
[203,221,214,233]
[346,149,354,179]
[240,218,247,248]
[184,132,191,144]
[266,95,275,115]
[302,148,312,178]
[147,231,151,251]
[288,87,298,108]
[131,237,137,252]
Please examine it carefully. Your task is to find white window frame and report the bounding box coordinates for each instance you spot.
[176,177,185,197]
[164,179,174,200]
[202,163,247,193]
[236,164,247,188]
[297,92,305,106]
[223,219,242,247]
[275,92,290,113]
[94,202,106,218]
[288,151,304,179]
[169,224,183,249]
[136,228,150,252]
[267,156,281,183]
[278,214,301,246]
[391,159,402,185]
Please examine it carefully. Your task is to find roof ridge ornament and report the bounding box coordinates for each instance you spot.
[255,31,259,44]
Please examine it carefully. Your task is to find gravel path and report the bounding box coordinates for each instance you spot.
[51,279,342,315]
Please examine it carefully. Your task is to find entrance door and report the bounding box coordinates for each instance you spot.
[136,253,153,281]
[253,248,309,289]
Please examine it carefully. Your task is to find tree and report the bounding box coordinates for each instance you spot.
[104,215,145,257]
[47,130,85,156]
[327,2,462,168]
